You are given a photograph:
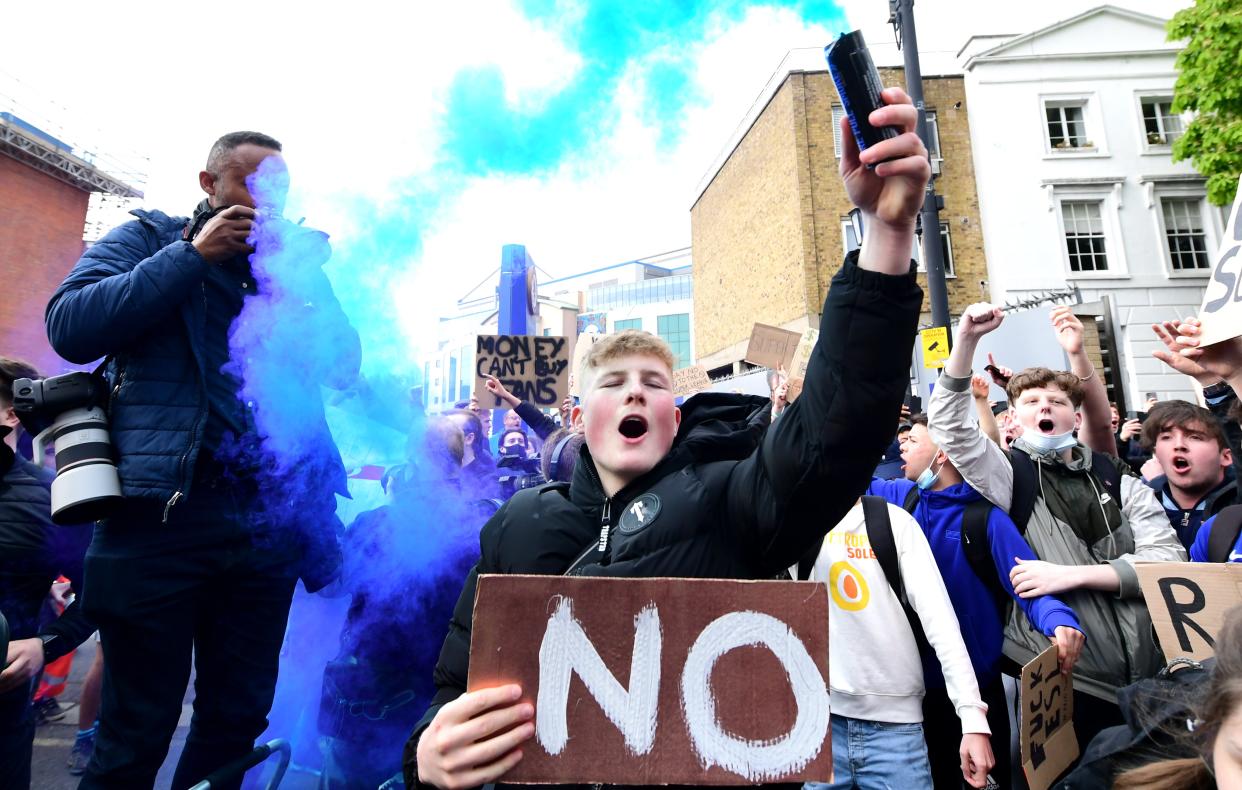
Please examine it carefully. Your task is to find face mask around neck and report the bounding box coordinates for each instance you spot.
[1022,429,1076,454]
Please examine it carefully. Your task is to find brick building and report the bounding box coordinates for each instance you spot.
[690,59,989,374]
[0,114,141,375]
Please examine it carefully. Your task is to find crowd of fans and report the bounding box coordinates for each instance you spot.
[2,90,1242,790]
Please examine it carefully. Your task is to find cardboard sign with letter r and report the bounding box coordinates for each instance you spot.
[1020,644,1077,790]
[1196,174,1242,348]
[1137,561,1242,663]
[467,575,832,785]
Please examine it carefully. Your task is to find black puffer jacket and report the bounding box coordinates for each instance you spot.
[402,254,923,789]
[0,436,94,660]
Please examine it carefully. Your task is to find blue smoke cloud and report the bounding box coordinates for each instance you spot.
[220,3,847,784]
[440,0,843,175]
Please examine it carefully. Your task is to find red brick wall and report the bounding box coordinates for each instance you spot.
[0,154,89,376]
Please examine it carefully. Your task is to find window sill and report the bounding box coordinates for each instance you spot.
[1166,270,1212,279]
[1043,150,1109,160]
[1065,271,1131,280]
[1140,147,1174,156]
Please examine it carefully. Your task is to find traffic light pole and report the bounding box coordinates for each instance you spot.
[893,0,952,338]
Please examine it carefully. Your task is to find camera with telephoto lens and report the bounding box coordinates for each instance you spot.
[13,372,122,524]
[496,454,545,499]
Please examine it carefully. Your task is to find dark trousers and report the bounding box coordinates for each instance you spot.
[77,483,298,790]
[0,680,35,790]
[923,675,1011,790]
[1070,690,1123,758]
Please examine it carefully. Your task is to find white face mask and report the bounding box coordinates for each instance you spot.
[916,457,945,490]
[1022,430,1076,454]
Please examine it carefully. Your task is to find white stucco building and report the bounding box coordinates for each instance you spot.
[960,5,1222,407]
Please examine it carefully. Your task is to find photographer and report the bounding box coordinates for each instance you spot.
[44,132,360,790]
[0,361,96,789]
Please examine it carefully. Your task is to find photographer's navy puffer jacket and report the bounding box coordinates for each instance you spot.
[44,209,360,585]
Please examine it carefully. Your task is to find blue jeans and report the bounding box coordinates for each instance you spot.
[805,714,933,790]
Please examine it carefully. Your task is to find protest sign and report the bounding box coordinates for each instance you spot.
[921,327,949,369]
[1137,561,1242,663]
[475,334,570,410]
[783,328,819,403]
[673,365,712,398]
[744,324,801,370]
[468,575,832,785]
[1196,174,1242,347]
[1020,644,1077,790]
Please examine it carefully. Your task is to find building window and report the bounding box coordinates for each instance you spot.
[841,220,861,254]
[1061,201,1109,272]
[614,318,642,332]
[911,223,955,277]
[657,313,691,369]
[1141,97,1183,147]
[1161,197,1210,271]
[832,105,845,158]
[1045,102,1089,150]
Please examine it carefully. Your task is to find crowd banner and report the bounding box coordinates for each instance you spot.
[1136,561,1242,662]
[468,575,832,785]
[673,365,713,399]
[744,324,801,371]
[475,334,570,410]
[1020,644,1077,790]
[1196,174,1242,347]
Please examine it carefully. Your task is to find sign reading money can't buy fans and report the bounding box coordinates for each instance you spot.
[468,575,832,785]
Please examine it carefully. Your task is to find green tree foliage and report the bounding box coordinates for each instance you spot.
[1168,0,1242,206]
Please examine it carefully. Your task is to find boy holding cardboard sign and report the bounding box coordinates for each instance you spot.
[403,87,931,790]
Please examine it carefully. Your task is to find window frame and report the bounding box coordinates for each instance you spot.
[1040,93,1105,158]
[1136,93,1185,153]
[1050,184,1128,279]
[1145,182,1220,279]
[656,313,692,370]
[613,317,643,332]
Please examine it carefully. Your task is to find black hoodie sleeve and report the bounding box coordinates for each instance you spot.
[712,251,922,575]
[515,400,558,441]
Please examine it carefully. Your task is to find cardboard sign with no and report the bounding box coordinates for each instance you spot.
[1137,561,1242,662]
[1020,644,1077,790]
[1197,174,1242,348]
[475,335,570,410]
[468,575,832,785]
[744,324,801,370]
[673,365,712,398]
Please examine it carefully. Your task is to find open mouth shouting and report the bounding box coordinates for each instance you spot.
[1169,455,1192,475]
[619,415,649,443]
[1037,418,1056,434]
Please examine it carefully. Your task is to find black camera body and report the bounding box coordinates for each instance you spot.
[13,372,122,524]
[496,454,546,499]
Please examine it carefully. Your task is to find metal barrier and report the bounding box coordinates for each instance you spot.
[187,738,291,790]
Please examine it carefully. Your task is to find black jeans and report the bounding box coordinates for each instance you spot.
[0,680,35,790]
[77,478,298,790]
[923,674,1011,790]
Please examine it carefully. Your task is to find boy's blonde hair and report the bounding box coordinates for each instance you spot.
[581,331,676,393]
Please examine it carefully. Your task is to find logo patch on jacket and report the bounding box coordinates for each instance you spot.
[618,493,661,535]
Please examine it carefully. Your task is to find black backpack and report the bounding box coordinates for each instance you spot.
[900,486,1008,614]
[1207,504,1242,563]
[1007,448,1124,534]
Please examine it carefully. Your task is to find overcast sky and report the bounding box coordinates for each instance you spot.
[0,0,1190,363]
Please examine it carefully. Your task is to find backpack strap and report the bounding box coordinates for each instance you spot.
[1208,505,1242,563]
[1007,449,1037,534]
[862,495,929,648]
[902,485,921,514]
[863,495,903,601]
[961,498,1009,613]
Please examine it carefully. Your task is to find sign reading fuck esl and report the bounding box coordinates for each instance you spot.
[475,334,571,410]
[1196,174,1242,348]
[467,575,832,785]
